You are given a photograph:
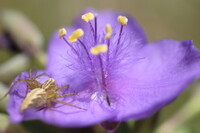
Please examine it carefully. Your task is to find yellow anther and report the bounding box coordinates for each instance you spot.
[68,29,84,42]
[81,12,95,22]
[118,16,128,26]
[59,28,67,38]
[105,24,112,39]
[90,44,108,55]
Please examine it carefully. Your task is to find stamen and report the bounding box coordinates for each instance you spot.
[106,95,111,106]
[59,28,67,38]
[117,25,123,46]
[59,29,79,56]
[89,21,95,39]
[105,24,112,39]
[81,12,95,23]
[106,39,111,63]
[115,16,128,54]
[117,16,128,26]
[81,12,97,44]
[90,44,108,55]
[94,17,97,44]
[104,24,112,63]
[92,45,110,106]
[62,37,79,56]
[78,39,92,61]
[68,29,84,43]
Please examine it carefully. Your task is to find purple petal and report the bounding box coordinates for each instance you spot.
[7,70,116,127]
[45,9,200,126]
[108,39,200,121]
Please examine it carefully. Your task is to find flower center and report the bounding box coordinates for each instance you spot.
[59,12,128,106]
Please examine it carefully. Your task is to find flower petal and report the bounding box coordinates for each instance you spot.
[7,71,117,127]
[46,9,200,124]
[108,39,200,121]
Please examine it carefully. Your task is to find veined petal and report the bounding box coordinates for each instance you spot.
[107,40,200,121]
[46,9,200,124]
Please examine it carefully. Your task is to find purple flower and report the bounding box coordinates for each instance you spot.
[7,9,200,127]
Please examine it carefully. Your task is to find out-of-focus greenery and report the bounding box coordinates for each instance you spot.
[0,0,200,133]
[1,0,200,45]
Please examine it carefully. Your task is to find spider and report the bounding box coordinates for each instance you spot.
[0,69,51,100]
[0,70,85,112]
[20,77,86,113]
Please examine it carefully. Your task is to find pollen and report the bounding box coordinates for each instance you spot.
[90,44,108,55]
[68,29,84,42]
[81,12,95,22]
[59,28,67,38]
[118,16,128,26]
[105,24,112,39]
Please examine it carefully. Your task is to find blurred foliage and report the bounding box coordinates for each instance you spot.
[0,0,200,133]
[0,0,200,46]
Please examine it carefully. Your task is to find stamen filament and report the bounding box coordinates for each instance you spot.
[98,55,110,106]
[78,39,92,61]
[89,21,95,38]
[115,25,124,54]
[94,17,97,44]
[105,24,112,63]
[63,37,79,56]
[98,55,106,87]
[106,39,111,63]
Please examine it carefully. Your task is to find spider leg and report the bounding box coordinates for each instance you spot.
[57,84,70,91]
[0,79,29,101]
[32,73,51,80]
[56,92,77,98]
[52,99,86,111]
[29,69,32,79]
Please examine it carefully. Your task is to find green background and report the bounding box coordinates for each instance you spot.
[1,0,200,45]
